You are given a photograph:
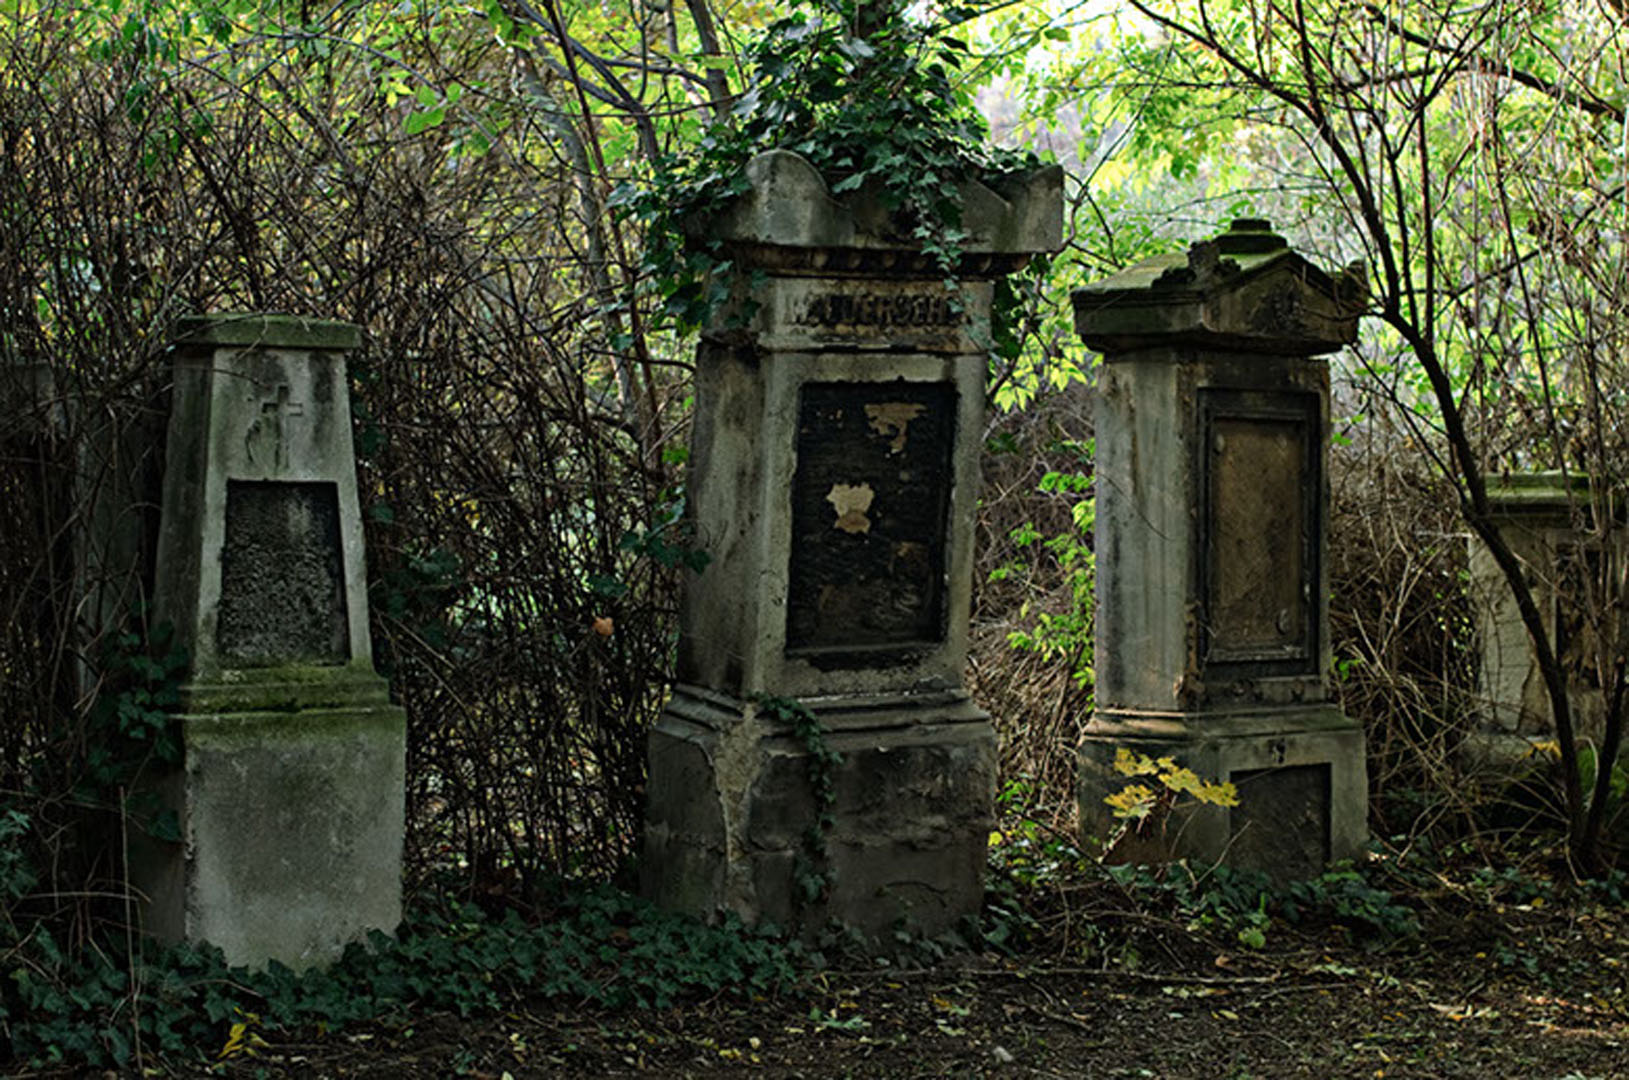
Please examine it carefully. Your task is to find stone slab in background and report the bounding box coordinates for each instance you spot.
[1464,471,1627,772]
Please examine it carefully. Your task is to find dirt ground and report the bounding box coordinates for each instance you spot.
[195,887,1627,1080]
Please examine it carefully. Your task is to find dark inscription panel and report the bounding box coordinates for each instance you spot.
[1228,764,1331,880]
[786,381,956,652]
[219,480,350,666]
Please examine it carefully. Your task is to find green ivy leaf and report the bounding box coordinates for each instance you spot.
[404,107,444,136]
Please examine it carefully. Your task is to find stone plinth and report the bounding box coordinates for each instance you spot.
[1073,220,1369,880]
[134,314,404,970]
[644,150,1062,936]
[1466,472,1625,769]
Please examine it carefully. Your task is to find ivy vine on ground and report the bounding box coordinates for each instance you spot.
[2,884,801,1072]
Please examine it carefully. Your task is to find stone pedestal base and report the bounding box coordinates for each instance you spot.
[1458,731,1554,777]
[1457,731,1627,786]
[1078,707,1367,881]
[130,670,405,971]
[643,686,996,938]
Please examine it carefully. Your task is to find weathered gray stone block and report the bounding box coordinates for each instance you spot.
[0,358,64,440]
[1076,710,1367,881]
[1073,221,1369,877]
[132,700,404,967]
[644,692,996,937]
[134,314,404,971]
[706,149,1063,257]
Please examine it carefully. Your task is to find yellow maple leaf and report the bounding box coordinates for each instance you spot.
[1105,783,1157,819]
[1113,747,1161,777]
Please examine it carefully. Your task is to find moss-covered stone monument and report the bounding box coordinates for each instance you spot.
[132,314,405,970]
[1073,220,1370,879]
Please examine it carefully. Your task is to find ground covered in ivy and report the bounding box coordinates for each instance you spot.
[9,852,1628,1079]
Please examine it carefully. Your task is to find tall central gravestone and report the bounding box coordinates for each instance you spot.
[132,314,405,970]
[644,150,1061,935]
[1073,221,1369,879]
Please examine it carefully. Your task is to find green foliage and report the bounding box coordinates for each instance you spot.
[619,0,1044,334]
[374,544,463,661]
[618,492,710,576]
[990,777,1091,887]
[988,800,1419,955]
[994,440,1096,688]
[83,622,187,782]
[73,622,189,842]
[978,780,1077,951]
[1583,868,1628,906]
[1280,870,1421,943]
[756,695,842,905]
[1,883,801,1071]
[1577,745,1629,833]
[0,809,36,910]
[1102,861,1420,949]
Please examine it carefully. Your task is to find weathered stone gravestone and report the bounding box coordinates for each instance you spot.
[132,314,405,970]
[1466,471,1626,768]
[0,358,63,439]
[1073,220,1369,879]
[644,150,1061,935]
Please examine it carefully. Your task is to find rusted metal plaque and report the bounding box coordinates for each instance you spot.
[1201,392,1317,667]
[786,381,956,653]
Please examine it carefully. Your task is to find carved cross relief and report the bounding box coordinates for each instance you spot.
[245,382,304,470]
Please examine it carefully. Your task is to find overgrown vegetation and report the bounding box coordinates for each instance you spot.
[617,0,1046,336]
[4,881,799,1071]
[5,0,1629,1071]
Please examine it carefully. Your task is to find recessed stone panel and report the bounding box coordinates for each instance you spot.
[1229,763,1330,879]
[1201,391,1318,668]
[786,381,956,653]
[1212,417,1305,650]
[218,480,349,666]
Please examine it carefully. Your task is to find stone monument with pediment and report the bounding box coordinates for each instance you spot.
[1073,220,1370,879]
[643,150,1062,935]
[132,314,405,970]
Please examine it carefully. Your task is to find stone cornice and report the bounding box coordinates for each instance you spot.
[693,149,1064,276]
